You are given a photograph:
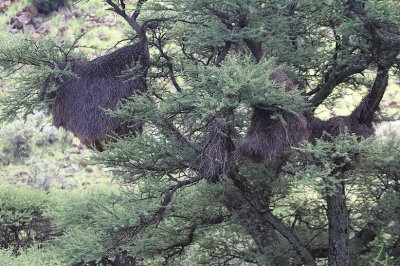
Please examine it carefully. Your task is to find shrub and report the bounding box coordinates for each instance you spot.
[0,186,52,252]
[0,247,65,266]
[0,119,34,161]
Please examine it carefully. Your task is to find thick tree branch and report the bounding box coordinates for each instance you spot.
[207,7,232,28]
[326,181,350,266]
[132,0,146,20]
[310,64,367,107]
[243,39,263,62]
[230,173,317,266]
[352,66,390,124]
[215,41,232,67]
[105,0,145,40]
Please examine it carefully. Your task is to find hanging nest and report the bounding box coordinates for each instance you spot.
[196,114,235,182]
[237,66,388,163]
[307,91,381,141]
[237,70,309,162]
[309,67,390,141]
[44,43,147,150]
[309,115,374,140]
[238,109,308,162]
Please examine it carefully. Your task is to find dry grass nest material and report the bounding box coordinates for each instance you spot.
[47,43,147,150]
[238,70,376,162]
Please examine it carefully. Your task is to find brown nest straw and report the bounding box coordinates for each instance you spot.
[46,43,147,150]
[238,70,308,162]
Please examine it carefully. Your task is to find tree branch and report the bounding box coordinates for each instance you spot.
[152,34,183,93]
[116,176,202,242]
[230,173,317,266]
[105,0,144,39]
[215,42,232,67]
[132,0,146,20]
[243,39,263,62]
[310,64,367,107]
[352,66,390,124]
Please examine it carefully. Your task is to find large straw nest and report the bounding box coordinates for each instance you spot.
[47,43,147,150]
[238,70,309,162]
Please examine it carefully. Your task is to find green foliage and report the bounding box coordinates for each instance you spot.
[0,0,399,265]
[0,119,34,161]
[0,186,49,251]
[45,187,143,264]
[0,112,112,190]
[0,34,82,121]
[283,132,400,264]
[187,56,306,113]
[0,247,65,266]
[43,181,258,265]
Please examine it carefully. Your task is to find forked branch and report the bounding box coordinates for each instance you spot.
[230,173,317,266]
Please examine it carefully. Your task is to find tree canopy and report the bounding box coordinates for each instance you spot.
[0,0,399,265]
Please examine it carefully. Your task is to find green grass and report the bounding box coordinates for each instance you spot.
[0,112,113,191]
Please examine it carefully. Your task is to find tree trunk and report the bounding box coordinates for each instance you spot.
[326,182,350,266]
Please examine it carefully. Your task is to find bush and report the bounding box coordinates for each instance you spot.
[30,0,70,15]
[0,247,65,266]
[45,187,126,264]
[0,186,52,252]
[0,119,34,162]
[0,112,69,163]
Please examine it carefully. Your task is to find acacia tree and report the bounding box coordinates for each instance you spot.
[1,0,400,265]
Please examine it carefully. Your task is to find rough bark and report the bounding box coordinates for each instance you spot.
[243,38,263,62]
[326,181,350,266]
[352,66,390,125]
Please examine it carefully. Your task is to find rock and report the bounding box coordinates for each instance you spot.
[2,147,11,154]
[31,31,41,38]
[99,32,107,40]
[36,140,45,147]
[65,168,78,174]
[79,159,88,167]
[85,167,93,173]
[48,134,59,144]
[70,148,81,154]
[10,18,24,29]
[36,24,49,34]
[0,0,12,12]
[0,156,10,166]
[81,181,91,187]
[28,5,38,14]
[73,9,83,18]
[17,14,32,24]
[25,24,36,31]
